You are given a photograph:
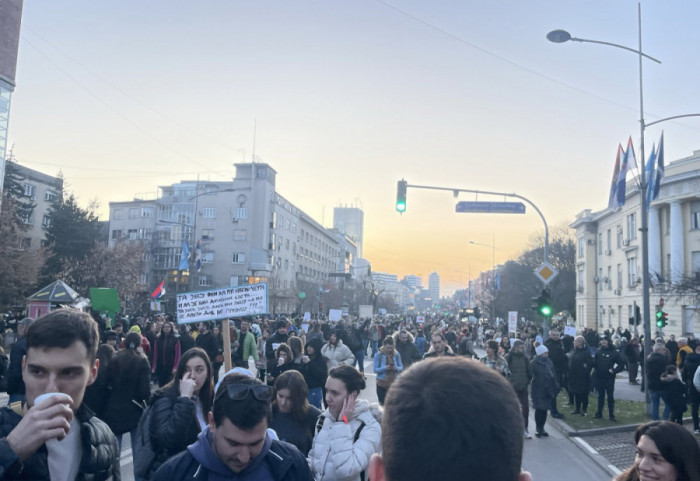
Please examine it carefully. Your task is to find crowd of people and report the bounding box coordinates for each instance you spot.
[0,309,698,481]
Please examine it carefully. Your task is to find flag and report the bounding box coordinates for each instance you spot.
[616,139,635,207]
[608,144,623,209]
[151,281,166,299]
[179,241,190,270]
[195,240,202,272]
[625,136,638,170]
[644,142,657,208]
[652,132,665,201]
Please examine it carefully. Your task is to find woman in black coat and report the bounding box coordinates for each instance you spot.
[147,347,214,478]
[531,345,558,437]
[568,336,593,416]
[301,337,328,409]
[152,321,181,387]
[102,332,151,449]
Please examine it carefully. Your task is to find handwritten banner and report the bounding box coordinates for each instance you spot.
[176,283,268,324]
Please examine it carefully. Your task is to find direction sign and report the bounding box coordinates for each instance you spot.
[535,262,558,285]
[455,201,526,214]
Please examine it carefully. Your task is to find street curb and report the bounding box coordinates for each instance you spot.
[551,417,640,437]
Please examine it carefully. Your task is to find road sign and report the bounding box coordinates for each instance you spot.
[455,201,526,214]
[535,262,558,285]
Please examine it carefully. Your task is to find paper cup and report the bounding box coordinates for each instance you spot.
[33,392,72,449]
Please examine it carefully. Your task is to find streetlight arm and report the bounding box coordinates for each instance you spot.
[570,37,661,64]
[645,113,700,128]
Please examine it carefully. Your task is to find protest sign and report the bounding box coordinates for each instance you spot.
[176,283,268,324]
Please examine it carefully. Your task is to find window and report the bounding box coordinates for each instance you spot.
[627,213,637,240]
[141,207,154,218]
[23,184,36,199]
[128,229,138,240]
[20,212,33,224]
[270,211,277,229]
[201,229,215,240]
[233,230,246,241]
[617,264,622,290]
[232,252,246,264]
[139,274,147,285]
[42,216,51,228]
[19,237,31,249]
[129,208,139,219]
[113,209,123,220]
[112,230,123,240]
[617,226,623,248]
[607,266,612,290]
[234,208,248,219]
[44,191,58,202]
[691,202,700,230]
[599,268,603,291]
[577,268,584,291]
[606,230,611,252]
[627,257,638,286]
[201,208,216,219]
[199,276,212,287]
[577,238,584,258]
[598,234,603,254]
[202,252,214,264]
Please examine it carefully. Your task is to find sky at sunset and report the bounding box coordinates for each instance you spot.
[8,1,700,295]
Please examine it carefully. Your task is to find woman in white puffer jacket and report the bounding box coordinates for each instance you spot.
[308,365,381,481]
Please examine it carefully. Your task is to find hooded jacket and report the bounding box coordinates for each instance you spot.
[302,338,328,390]
[321,340,355,369]
[307,399,381,481]
[153,428,312,481]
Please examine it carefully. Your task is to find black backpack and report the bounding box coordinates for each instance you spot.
[133,402,157,478]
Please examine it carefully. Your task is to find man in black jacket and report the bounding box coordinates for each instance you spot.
[593,337,624,421]
[153,372,311,481]
[266,320,289,372]
[195,321,219,367]
[0,309,120,480]
[6,318,33,405]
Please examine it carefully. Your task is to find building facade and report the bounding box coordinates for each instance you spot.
[570,151,700,336]
[333,206,364,259]
[428,271,440,304]
[12,164,62,250]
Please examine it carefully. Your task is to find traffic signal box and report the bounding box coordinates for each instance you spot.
[396,180,407,213]
[656,310,668,328]
[531,289,552,317]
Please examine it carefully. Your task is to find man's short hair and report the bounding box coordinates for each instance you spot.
[213,373,271,429]
[27,309,99,362]
[382,357,524,481]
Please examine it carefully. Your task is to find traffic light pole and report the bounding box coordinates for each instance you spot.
[398,183,550,264]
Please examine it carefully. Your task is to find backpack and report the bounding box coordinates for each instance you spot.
[315,416,367,481]
[133,402,157,478]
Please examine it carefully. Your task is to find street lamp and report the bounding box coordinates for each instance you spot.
[548,3,700,396]
[468,236,499,322]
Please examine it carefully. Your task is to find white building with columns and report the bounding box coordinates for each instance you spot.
[570,150,700,337]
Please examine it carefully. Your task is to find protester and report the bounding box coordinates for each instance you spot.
[152,321,181,387]
[481,340,511,378]
[506,339,533,438]
[544,330,567,419]
[659,365,686,425]
[682,342,700,434]
[593,337,623,421]
[646,344,672,421]
[268,343,299,385]
[373,336,403,405]
[146,347,214,478]
[6,317,33,405]
[308,365,381,481]
[531,344,558,438]
[394,330,421,368]
[568,336,593,416]
[153,371,312,481]
[270,370,321,456]
[614,421,700,481]
[423,332,454,358]
[0,309,120,480]
[82,343,115,418]
[321,332,355,370]
[301,337,328,409]
[369,356,532,481]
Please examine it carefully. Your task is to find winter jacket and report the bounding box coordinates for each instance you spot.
[153,428,312,481]
[195,331,219,365]
[568,347,593,394]
[270,404,322,456]
[235,330,259,363]
[302,338,328,390]
[152,334,181,374]
[373,348,403,383]
[660,373,687,413]
[394,335,422,368]
[266,332,290,369]
[0,403,120,480]
[530,356,558,411]
[6,337,26,396]
[593,346,623,380]
[544,339,568,374]
[102,349,151,435]
[321,340,355,369]
[147,389,202,478]
[308,399,381,481]
[480,355,511,379]
[505,350,532,391]
[645,352,671,392]
[682,352,700,399]
[677,344,692,368]
[414,335,427,356]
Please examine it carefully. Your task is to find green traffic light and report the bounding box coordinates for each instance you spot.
[396,200,406,212]
[396,180,407,213]
[540,305,552,316]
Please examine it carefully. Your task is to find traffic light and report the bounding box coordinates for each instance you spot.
[656,310,668,328]
[532,289,552,317]
[396,180,407,213]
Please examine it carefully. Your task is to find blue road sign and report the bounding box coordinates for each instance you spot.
[455,201,526,214]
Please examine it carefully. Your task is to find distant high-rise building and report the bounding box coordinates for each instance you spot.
[333,206,364,258]
[0,0,24,212]
[402,275,423,291]
[428,272,440,302]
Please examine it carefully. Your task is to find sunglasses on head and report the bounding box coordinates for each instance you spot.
[215,383,273,403]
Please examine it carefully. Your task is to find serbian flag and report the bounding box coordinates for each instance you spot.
[644,142,657,208]
[608,144,623,210]
[195,240,202,272]
[151,281,166,299]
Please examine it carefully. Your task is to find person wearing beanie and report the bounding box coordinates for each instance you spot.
[266,320,290,374]
[530,343,558,437]
[374,336,403,405]
[593,337,623,420]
